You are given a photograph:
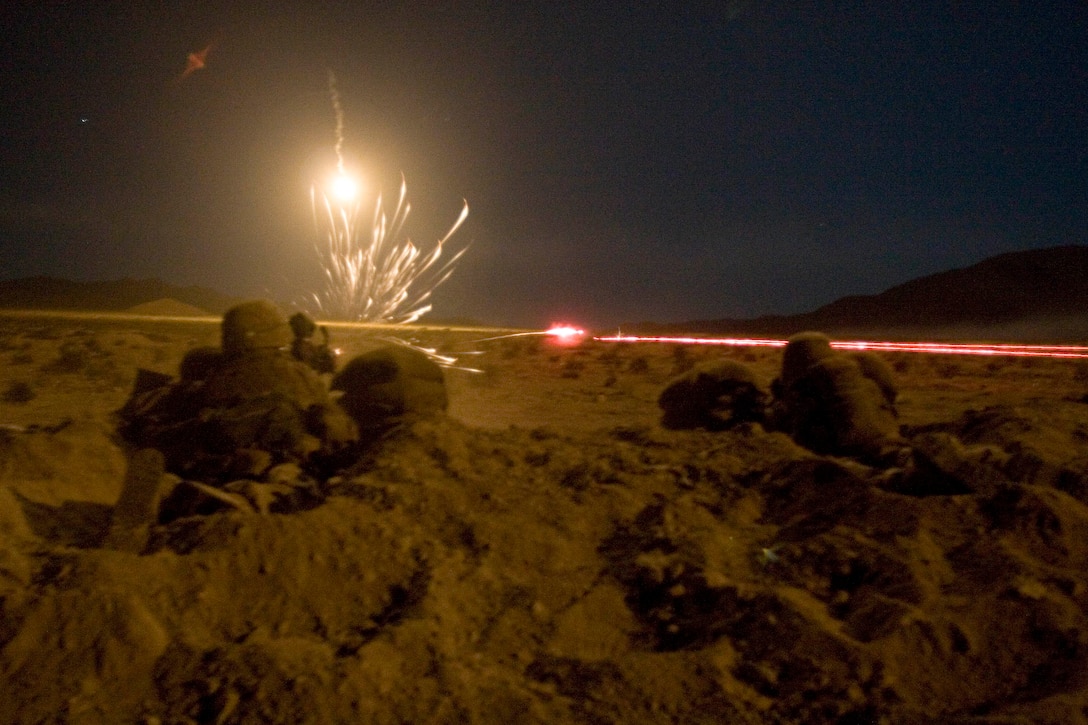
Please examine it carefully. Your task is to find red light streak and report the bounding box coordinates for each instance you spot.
[546,325,586,340]
[546,324,586,347]
[469,324,586,346]
[593,334,1088,359]
[597,334,786,348]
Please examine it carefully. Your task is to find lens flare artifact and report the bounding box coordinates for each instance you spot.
[179,39,216,80]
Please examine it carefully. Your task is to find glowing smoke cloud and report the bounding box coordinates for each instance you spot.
[312,71,470,324]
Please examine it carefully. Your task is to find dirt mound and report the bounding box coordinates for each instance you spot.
[3,320,1088,722]
[127,298,210,317]
[3,404,1088,722]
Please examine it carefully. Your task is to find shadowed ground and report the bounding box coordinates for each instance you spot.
[2,312,1088,723]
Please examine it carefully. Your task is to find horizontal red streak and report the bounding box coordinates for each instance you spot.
[593,335,1088,359]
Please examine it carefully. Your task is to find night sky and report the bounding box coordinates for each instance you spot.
[2,2,1086,328]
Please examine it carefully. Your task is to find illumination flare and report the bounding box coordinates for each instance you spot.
[311,71,470,325]
[311,177,469,324]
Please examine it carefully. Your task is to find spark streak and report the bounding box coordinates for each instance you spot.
[311,178,469,323]
[593,334,1088,359]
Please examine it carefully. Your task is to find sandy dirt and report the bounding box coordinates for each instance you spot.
[2,312,1088,723]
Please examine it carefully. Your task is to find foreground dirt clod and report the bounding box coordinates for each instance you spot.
[2,317,1088,723]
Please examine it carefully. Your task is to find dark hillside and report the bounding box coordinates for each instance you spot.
[0,277,239,315]
[633,245,1088,339]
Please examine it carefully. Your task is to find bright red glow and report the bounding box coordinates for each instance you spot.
[546,324,587,346]
[597,335,786,348]
[593,334,1088,359]
[548,325,586,338]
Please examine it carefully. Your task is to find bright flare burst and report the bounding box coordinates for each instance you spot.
[546,324,587,346]
[311,72,469,324]
[471,324,587,346]
[330,173,358,203]
[311,177,469,323]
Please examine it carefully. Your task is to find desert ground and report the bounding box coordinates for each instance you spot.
[2,309,1088,724]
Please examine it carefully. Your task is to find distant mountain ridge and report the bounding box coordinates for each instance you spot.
[631,245,1088,341]
[3,246,1087,339]
[0,276,241,315]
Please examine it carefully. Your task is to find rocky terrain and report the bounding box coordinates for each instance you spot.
[2,306,1088,723]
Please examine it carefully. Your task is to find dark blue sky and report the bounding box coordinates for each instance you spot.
[1,1,1086,328]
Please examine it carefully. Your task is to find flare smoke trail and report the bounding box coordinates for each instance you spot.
[327,70,346,176]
